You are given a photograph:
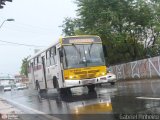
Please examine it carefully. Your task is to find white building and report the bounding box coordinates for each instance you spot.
[0,75,15,86]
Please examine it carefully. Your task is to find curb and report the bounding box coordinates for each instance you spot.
[0,97,60,120]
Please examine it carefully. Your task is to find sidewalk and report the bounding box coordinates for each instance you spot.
[0,98,60,120]
[0,98,22,120]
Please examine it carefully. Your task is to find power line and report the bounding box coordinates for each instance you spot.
[4,22,55,35]
[0,39,46,47]
[16,22,55,31]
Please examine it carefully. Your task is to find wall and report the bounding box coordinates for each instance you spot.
[110,56,160,80]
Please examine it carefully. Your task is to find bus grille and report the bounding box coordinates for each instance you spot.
[76,70,99,79]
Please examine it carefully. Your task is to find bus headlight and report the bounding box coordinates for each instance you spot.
[101,72,106,76]
[69,76,73,79]
[69,75,79,80]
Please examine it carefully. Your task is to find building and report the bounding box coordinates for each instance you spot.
[14,75,29,85]
[0,75,14,86]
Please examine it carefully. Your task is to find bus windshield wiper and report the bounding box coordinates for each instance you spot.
[88,42,93,56]
[72,43,81,58]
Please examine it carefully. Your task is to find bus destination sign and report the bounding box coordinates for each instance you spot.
[62,36,102,44]
[69,39,93,44]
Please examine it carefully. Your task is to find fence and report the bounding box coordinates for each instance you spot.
[110,56,160,80]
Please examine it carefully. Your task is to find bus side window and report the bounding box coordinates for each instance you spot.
[28,62,31,73]
[34,58,38,71]
[54,47,57,64]
[46,50,51,67]
[50,47,56,65]
[52,47,56,55]
[38,56,41,63]
[37,56,41,70]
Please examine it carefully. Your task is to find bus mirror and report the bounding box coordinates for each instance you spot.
[103,45,107,57]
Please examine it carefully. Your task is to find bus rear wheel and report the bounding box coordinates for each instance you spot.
[87,84,95,93]
[53,76,59,88]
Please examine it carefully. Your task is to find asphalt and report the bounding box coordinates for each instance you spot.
[1,79,160,120]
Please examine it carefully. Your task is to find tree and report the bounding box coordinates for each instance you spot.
[61,17,85,36]
[20,57,29,77]
[61,0,160,64]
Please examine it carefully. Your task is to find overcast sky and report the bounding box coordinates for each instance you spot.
[0,0,77,76]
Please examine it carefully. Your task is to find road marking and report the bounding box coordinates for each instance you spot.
[0,97,61,120]
[136,97,160,100]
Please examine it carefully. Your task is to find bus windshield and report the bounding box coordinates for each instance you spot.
[62,43,105,69]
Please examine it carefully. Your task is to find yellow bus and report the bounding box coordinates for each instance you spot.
[27,35,116,95]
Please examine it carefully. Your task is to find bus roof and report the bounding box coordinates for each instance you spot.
[28,35,101,61]
[28,41,60,61]
[62,35,100,38]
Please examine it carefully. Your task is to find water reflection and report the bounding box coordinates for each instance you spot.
[60,91,98,102]
[38,87,115,115]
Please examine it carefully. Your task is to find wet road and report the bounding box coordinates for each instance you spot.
[1,79,160,120]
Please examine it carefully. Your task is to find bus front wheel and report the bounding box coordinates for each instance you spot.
[110,82,115,85]
[59,88,72,96]
[87,84,95,93]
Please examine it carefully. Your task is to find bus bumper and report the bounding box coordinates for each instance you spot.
[64,74,116,88]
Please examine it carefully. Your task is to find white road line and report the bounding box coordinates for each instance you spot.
[136,97,160,100]
[0,97,61,120]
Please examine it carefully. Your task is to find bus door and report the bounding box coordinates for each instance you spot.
[57,48,64,87]
[41,56,47,89]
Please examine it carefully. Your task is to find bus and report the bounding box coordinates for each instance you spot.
[27,35,116,95]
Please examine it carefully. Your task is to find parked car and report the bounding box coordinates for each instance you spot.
[4,85,11,92]
[15,83,28,90]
